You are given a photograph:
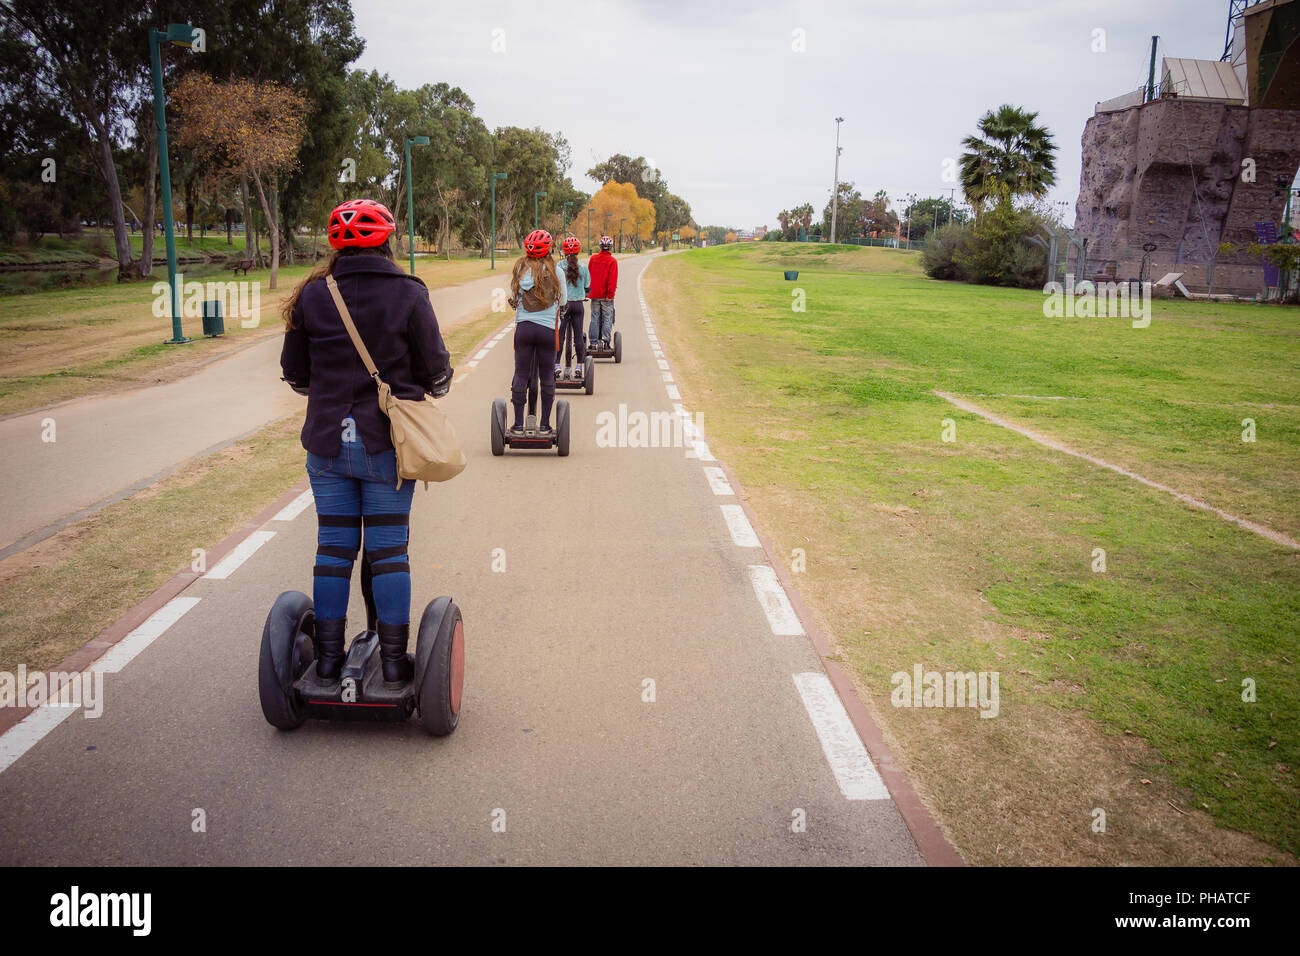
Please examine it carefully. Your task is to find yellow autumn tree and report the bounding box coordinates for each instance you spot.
[574,181,654,252]
[725,230,737,243]
[679,224,698,244]
[173,74,308,289]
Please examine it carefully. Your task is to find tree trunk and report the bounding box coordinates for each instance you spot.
[140,120,158,278]
[241,176,254,255]
[252,172,280,290]
[185,176,194,243]
[92,118,134,277]
[225,206,232,245]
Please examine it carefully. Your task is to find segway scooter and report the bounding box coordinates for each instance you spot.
[490,353,570,456]
[258,555,465,736]
[554,305,595,395]
[586,305,622,363]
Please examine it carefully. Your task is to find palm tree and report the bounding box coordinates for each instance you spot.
[959,104,1057,214]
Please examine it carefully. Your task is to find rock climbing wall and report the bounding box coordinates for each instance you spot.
[1071,98,1300,294]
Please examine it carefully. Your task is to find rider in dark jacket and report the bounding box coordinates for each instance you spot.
[279,199,452,687]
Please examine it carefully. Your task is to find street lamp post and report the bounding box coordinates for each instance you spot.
[150,23,199,345]
[603,212,612,245]
[619,217,626,253]
[490,172,507,270]
[534,191,547,230]
[561,202,573,238]
[405,135,430,275]
[829,116,844,246]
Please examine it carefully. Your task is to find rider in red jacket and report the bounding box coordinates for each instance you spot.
[586,236,618,348]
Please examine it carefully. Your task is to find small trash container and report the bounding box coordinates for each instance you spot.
[784,270,799,280]
[202,299,225,337]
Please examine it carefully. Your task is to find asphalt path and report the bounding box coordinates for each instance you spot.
[0,254,925,865]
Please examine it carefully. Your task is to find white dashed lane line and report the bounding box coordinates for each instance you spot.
[793,672,890,800]
[272,489,313,522]
[747,564,804,635]
[0,596,202,776]
[720,504,760,547]
[204,530,275,581]
[703,466,734,496]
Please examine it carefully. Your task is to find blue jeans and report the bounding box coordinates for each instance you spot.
[306,437,415,625]
[589,298,614,343]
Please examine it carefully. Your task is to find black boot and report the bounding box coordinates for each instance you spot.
[314,617,346,682]
[377,621,413,687]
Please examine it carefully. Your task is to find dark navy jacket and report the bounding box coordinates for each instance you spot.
[280,254,451,457]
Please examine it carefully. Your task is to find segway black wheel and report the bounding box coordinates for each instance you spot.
[584,357,595,395]
[490,398,506,456]
[258,590,314,730]
[415,597,464,737]
[557,399,571,457]
[613,331,623,364]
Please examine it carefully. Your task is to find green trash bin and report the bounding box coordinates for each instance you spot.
[202,299,225,337]
[784,270,799,280]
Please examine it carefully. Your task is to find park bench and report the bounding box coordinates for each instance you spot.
[232,258,255,276]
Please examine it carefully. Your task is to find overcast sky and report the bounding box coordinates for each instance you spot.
[353,0,1230,228]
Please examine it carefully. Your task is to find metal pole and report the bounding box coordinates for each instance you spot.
[151,31,188,344]
[491,174,497,270]
[830,116,844,244]
[405,139,416,275]
[1146,35,1159,102]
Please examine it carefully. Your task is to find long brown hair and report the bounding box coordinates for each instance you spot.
[510,254,560,305]
[565,253,580,287]
[282,241,394,329]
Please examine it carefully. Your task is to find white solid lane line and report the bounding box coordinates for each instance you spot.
[747,565,804,636]
[704,466,734,496]
[721,504,760,547]
[272,490,313,522]
[793,672,890,800]
[204,530,275,581]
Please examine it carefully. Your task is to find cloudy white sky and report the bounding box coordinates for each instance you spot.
[353,0,1229,229]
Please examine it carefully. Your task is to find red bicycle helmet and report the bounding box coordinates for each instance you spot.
[562,236,581,255]
[328,199,396,249]
[524,229,553,258]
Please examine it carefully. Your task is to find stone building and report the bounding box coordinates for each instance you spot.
[1070,0,1299,295]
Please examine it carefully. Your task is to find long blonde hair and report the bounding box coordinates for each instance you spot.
[510,254,560,306]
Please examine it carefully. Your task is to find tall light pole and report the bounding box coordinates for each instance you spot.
[619,217,626,253]
[829,116,844,246]
[603,212,612,242]
[904,191,917,248]
[150,23,199,345]
[404,135,429,275]
[534,191,547,229]
[490,171,507,270]
[561,201,573,238]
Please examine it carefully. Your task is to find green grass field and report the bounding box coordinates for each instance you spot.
[646,242,1299,863]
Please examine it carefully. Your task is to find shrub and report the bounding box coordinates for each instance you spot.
[920,223,969,280]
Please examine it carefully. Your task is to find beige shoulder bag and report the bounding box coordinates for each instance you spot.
[326,275,467,487]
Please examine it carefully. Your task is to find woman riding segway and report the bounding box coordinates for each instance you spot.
[279,198,452,689]
[507,229,565,438]
[555,236,590,381]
